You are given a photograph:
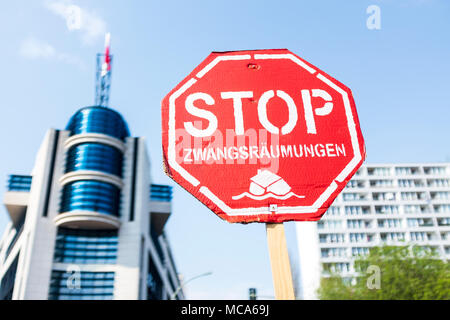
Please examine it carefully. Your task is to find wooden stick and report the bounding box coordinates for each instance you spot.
[266,223,295,300]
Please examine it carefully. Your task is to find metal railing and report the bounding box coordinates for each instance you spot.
[7,175,32,192]
[150,184,172,202]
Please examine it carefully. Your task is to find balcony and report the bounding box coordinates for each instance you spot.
[7,175,32,192]
[150,184,173,202]
[150,184,172,235]
[4,175,31,226]
[54,210,121,230]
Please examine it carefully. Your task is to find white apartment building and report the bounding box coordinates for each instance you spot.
[296,162,450,299]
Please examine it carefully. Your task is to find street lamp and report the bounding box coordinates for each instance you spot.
[170,271,213,300]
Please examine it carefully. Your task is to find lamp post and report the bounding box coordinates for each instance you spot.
[171,271,213,300]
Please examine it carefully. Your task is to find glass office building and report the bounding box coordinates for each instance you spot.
[295,163,450,299]
[0,106,183,300]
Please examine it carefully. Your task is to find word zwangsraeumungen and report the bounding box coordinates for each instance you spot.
[183,143,346,163]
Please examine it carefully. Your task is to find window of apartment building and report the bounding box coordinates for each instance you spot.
[347,219,363,229]
[375,205,399,214]
[427,179,450,187]
[368,167,391,176]
[349,233,364,242]
[369,179,394,188]
[407,218,433,227]
[410,232,428,242]
[347,219,372,229]
[395,167,420,175]
[351,247,370,257]
[398,179,425,188]
[430,191,450,200]
[398,179,413,188]
[345,206,370,215]
[346,180,365,189]
[441,232,450,240]
[423,166,447,175]
[325,206,341,216]
[378,218,402,228]
[321,248,347,258]
[323,262,350,273]
[349,233,374,243]
[342,192,368,201]
[319,233,345,243]
[434,204,450,213]
[437,218,450,226]
[410,232,438,241]
[318,220,343,230]
[404,204,426,214]
[380,232,405,242]
[401,191,427,201]
[347,206,371,215]
[372,192,396,201]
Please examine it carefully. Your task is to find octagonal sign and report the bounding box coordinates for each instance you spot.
[162,49,365,223]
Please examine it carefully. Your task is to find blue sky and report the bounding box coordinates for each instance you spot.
[0,0,449,299]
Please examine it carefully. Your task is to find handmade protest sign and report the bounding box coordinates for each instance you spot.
[162,49,365,224]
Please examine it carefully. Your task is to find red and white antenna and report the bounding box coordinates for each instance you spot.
[101,33,111,77]
[96,33,112,107]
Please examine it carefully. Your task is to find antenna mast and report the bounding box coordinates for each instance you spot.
[95,33,112,107]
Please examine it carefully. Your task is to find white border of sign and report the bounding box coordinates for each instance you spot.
[167,53,362,216]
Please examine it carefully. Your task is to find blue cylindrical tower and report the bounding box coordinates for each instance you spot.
[65,106,129,140]
[55,106,130,229]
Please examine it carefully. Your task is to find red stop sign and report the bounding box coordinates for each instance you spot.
[162,49,365,223]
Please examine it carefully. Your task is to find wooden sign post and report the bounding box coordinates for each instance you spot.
[266,223,295,300]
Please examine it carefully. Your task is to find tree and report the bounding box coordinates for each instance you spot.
[317,245,450,300]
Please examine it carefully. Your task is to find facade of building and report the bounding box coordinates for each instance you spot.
[0,106,184,300]
[296,162,450,299]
